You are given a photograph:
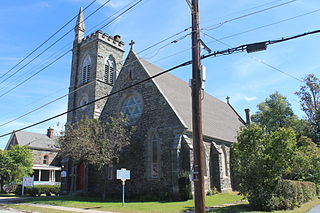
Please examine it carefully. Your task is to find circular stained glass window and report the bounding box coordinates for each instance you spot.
[120,95,143,124]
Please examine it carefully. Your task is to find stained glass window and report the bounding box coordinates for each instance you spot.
[120,95,143,124]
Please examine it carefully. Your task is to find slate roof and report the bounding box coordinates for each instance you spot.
[138,56,244,143]
[10,131,57,150]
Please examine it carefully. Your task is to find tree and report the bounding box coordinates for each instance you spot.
[285,136,320,184]
[0,146,33,193]
[251,92,298,132]
[58,114,132,199]
[232,125,297,210]
[295,74,320,143]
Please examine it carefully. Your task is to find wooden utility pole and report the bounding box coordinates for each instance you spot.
[191,0,205,212]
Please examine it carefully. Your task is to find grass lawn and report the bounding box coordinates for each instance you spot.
[4,193,319,213]
[13,192,245,213]
[208,198,320,213]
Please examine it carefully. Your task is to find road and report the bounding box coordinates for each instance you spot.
[307,205,320,213]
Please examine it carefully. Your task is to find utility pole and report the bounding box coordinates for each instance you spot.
[191,0,205,212]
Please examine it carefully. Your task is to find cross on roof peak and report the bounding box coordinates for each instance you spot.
[129,40,135,51]
[226,96,230,104]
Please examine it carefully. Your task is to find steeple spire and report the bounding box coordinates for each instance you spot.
[74,7,86,43]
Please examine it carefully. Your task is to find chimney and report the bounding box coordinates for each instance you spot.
[114,35,121,42]
[244,109,251,125]
[47,127,54,138]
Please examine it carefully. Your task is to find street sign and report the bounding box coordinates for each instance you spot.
[116,168,130,207]
[117,168,130,181]
[22,176,34,196]
[23,177,34,187]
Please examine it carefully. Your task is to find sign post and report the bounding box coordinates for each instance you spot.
[116,168,130,207]
[22,176,34,196]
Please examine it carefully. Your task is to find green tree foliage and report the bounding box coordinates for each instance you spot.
[285,136,320,184]
[232,125,297,210]
[58,115,131,170]
[58,114,132,199]
[251,92,298,132]
[0,146,33,193]
[295,74,320,143]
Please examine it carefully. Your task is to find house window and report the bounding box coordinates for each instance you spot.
[120,94,143,124]
[105,55,115,84]
[43,155,49,165]
[82,56,91,83]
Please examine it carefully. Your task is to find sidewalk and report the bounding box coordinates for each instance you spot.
[0,196,115,213]
[15,203,115,213]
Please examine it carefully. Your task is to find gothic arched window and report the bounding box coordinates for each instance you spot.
[149,131,160,179]
[82,55,91,83]
[105,55,115,84]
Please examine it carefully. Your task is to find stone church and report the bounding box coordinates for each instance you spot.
[61,8,244,198]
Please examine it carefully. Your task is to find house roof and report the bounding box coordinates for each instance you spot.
[138,55,244,143]
[8,131,57,150]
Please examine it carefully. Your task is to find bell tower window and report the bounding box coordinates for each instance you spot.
[82,56,91,83]
[105,55,115,84]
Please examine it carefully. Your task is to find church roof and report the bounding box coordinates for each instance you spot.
[138,56,244,143]
[6,131,57,151]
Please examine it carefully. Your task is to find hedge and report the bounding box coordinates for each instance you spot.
[249,179,317,211]
[15,184,60,196]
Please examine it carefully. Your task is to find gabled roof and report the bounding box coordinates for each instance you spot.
[137,54,244,143]
[6,131,57,151]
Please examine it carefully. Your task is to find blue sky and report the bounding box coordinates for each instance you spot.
[0,0,320,149]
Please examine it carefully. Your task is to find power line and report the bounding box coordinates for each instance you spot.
[201,31,307,82]
[0,0,97,82]
[201,0,287,26]
[0,59,192,138]
[0,0,112,87]
[2,28,318,137]
[0,28,192,127]
[202,0,297,31]
[214,8,320,42]
[0,0,142,99]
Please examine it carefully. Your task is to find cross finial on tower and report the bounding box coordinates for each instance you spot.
[129,40,135,51]
[226,96,230,104]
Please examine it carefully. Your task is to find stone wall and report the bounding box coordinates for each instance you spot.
[30,149,59,166]
[95,50,186,199]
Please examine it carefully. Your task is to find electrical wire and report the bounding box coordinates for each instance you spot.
[211,8,320,43]
[0,0,97,81]
[1,27,318,136]
[0,0,112,87]
[0,59,192,138]
[202,0,297,31]
[0,0,142,98]
[201,32,304,82]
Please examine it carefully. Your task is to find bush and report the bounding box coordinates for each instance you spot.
[14,185,60,196]
[249,180,317,211]
[178,171,192,201]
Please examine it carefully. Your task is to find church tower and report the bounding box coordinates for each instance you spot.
[66,8,125,125]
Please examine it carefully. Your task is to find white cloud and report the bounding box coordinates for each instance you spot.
[244,96,257,101]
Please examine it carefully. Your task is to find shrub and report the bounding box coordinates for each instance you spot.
[178,171,192,201]
[250,180,317,211]
[14,185,60,196]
